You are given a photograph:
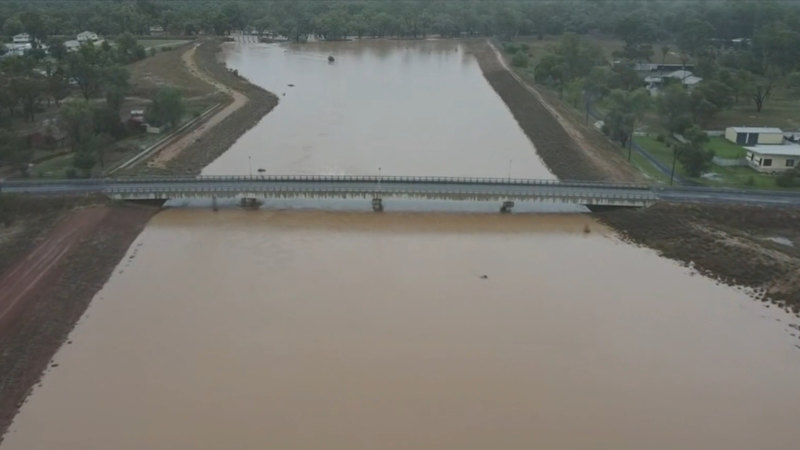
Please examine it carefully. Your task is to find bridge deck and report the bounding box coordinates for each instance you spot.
[1,176,657,208]
[3,175,800,207]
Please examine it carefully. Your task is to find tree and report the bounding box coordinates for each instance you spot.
[20,11,47,48]
[47,71,71,107]
[691,79,734,125]
[675,126,713,178]
[3,17,24,37]
[0,129,30,176]
[66,45,103,99]
[60,100,95,150]
[147,87,184,128]
[511,52,529,68]
[745,72,776,112]
[11,75,46,122]
[604,88,651,158]
[656,84,693,134]
[103,65,130,112]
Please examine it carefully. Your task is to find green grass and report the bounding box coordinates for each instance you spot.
[31,153,74,178]
[707,137,745,158]
[635,134,800,190]
[137,39,190,50]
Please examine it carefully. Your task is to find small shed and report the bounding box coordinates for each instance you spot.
[725,127,784,146]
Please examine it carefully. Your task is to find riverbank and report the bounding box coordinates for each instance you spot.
[131,39,279,175]
[0,199,159,441]
[470,39,800,310]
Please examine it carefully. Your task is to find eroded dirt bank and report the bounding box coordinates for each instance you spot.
[0,200,159,441]
[469,40,800,310]
[148,39,278,175]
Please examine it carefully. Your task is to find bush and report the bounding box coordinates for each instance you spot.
[745,176,755,186]
[511,52,530,68]
[502,43,519,54]
[776,170,800,187]
[656,134,665,142]
[65,168,77,178]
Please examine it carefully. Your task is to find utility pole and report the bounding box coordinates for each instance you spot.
[507,159,512,181]
[248,155,252,177]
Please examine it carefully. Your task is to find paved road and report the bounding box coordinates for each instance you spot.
[2,176,799,207]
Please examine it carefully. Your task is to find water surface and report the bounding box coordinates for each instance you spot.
[3,40,799,450]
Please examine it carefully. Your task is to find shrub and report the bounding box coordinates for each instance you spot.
[511,52,530,68]
[656,134,665,142]
[776,170,800,187]
[745,176,755,186]
[503,43,519,54]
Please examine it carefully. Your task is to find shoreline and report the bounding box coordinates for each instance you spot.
[0,200,159,441]
[0,38,279,441]
[469,39,800,311]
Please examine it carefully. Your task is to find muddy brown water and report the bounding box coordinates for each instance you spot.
[3,41,799,450]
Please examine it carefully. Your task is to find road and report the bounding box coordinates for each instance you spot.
[2,176,800,207]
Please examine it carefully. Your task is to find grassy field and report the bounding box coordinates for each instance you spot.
[137,39,191,50]
[707,136,745,158]
[706,90,800,131]
[634,134,800,189]
[129,44,216,98]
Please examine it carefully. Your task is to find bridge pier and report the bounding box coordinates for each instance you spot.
[240,197,261,208]
[372,197,383,212]
[500,201,514,214]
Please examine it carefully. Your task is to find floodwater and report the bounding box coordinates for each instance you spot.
[3,41,800,450]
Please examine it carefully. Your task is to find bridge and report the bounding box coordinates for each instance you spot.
[1,175,657,211]
[2,175,799,210]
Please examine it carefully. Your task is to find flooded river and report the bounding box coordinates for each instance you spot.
[3,40,799,450]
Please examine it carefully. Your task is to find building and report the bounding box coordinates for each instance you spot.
[3,42,31,56]
[12,33,30,44]
[725,127,800,172]
[64,40,81,52]
[725,127,784,146]
[77,31,99,43]
[744,143,800,172]
[149,25,165,36]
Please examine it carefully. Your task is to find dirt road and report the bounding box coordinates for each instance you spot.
[0,204,158,442]
[149,45,249,167]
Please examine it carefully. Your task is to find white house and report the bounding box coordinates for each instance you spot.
[12,33,30,44]
[725,127,800,172]
[4,42,31,56]
[744,143,800,172]
[64,40,81,52]
[77,31,99,43]
[665,70,702,87]
[725,127,784,146]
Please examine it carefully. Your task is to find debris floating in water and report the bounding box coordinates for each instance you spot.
[328,55,335,62]
[480,274,488,279]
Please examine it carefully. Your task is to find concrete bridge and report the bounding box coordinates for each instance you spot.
[4,175,800,210]
[1,175,657,211]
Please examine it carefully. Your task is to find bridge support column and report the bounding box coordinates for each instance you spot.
[240,197,261,208]
[371,198,383,212]
[500,201,514,214]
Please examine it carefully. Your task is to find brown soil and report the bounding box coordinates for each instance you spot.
[0,201,158,442]
[470,39,800,310]
[468,40,642,182]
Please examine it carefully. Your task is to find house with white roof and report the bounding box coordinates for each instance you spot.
[4,42,31,56]
[725,127,800,172]
[64,40,81,52]
[77,31,99,43]
[12,33,30,44]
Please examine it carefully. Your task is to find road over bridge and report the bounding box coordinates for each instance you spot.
[2,176,799,210]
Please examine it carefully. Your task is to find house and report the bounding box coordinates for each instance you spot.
[726,127,800,172]
[665,70,702,87]
[725,127,784,146]
[743,143,800,172]
[4,42,31,56]
[64,40,81,52]
[634,63,695,73]
[12,33,30,44]
[77,31,99,43]
[148,25,165,36]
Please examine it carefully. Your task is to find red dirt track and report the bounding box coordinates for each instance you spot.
[0,204,158,442]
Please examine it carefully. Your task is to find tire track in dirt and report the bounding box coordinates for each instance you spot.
[149,45,249,167]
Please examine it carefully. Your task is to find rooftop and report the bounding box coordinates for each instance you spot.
[728,126,783,134]
[745,142,800,156]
